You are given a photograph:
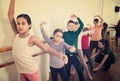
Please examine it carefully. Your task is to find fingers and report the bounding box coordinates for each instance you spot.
[60,38,64,42]
[93,67,99,72]
[40,21,47,28]
[70,14,78,19]
[94,15,99,17]
[69,46,76,52]
[63,55,68,64]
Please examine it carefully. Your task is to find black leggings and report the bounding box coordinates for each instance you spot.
[50,66,68,81]
[65,54,85,81]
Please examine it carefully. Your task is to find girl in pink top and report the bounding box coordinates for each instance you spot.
[78,27,94,80]
[81,27,94,70]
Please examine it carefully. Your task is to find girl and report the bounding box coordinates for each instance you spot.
[78,27,94,80]
[8,0,68,81]
[90,15,103,56]
[40,21,76,81]
[92,39,115,72]
[81,27,94,70]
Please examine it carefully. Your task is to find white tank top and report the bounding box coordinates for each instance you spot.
[12,34,38,73]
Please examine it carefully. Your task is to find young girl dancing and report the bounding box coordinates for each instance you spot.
[40,21,75,81]
[8,0,68,81]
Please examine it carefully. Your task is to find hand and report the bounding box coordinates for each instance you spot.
[69,46,76,52]
[94,15,100,18]
[62,55,68,64]
[87,24,92,27]
[70,14,78,19]
[40,21,47,29]
[93,67,99,72]
[60,38,64,42]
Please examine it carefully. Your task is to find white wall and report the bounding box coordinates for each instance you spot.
[0,0,119,81]
[108,0,120,24]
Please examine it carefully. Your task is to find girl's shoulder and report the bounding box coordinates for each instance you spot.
[14,34,21,39]
[102,49,109,55]
[29,35,39,44]
[28,35,44,47]
[15,34,19,37]
[103,49,114,55]
[29,35,39,41]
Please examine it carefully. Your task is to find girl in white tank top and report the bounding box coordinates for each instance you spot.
[8,0,68,81]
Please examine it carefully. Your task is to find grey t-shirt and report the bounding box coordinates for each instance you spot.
[41,28,72,68]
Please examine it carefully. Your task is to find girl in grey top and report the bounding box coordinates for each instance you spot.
[40,21,75,81]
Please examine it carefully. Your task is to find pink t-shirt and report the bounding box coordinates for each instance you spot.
[78,30,93,49]
[81,34,90,49]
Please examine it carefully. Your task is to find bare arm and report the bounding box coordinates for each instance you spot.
[97,55,109,68]
[8,0,18,35]
[93,54,109,71]
[91,48,100,59]
[78,49,93,80]
[30,36,68,64]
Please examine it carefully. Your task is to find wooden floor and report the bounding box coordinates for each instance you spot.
[90,48,120,81]
[48,46,120,81]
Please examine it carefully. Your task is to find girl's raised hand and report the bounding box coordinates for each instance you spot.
[40,21,47,29]
[70,14,78,19]
[94,15,100,18]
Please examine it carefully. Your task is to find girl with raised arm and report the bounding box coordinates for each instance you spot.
[8,0,68,81]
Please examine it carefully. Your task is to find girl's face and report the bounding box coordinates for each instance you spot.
[53,32,63,43]
[98,41,104,49]
[67,23,75,31]
[16,17,31,34]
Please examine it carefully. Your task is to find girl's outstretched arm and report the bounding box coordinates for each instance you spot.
[30,36,68,64]
[8,0,18,35]
[93,54,109,71]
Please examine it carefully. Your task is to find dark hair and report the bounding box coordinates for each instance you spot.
[99,39,110,50]
[17,14,32,29]
[53,28,63,35]
[93,18,99,23]
[67,20,78,25]
[74,22,78,25]
[67,20,75,25]
[83,27,89,32]
[103,22,108,30]
[117,20,120,26]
